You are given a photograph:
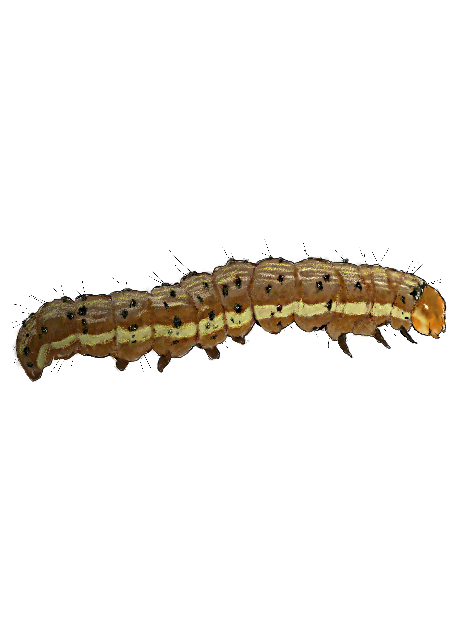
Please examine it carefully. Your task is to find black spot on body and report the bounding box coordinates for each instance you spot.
[234,304,242,313]
[173,316,182,328]
[26,333,29,337]
[26,362,33,368]
[277,304,282,312]
[326,300,333,311]
[130,299,137,308]
[78,306,87,316]
[209,311,215,320]
[23,346,30,356]
[203,282,209,289]
[132,340,137,344]
[206,323,210,329]
[211,334,217,340]
[401,296,406,304]
[172,340,179,345]
[278,275,284,282]
[355,282,362,290]
[83,328,88,334]
[67,312,74,320]
[81,319,87,326]
[323,274,330,282]
[128,324,138,331]
[316,281,323,290]
[121,310,129,319]
[197,295,203,304]
[170,290,176,298]
[277,321,282,326]
[266,285,272,293]
[235,277,242,288]
[41,326,47,334]
[222,285,229,297]
[163,302,169,309]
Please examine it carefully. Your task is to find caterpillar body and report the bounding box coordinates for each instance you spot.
[17,257,446,381]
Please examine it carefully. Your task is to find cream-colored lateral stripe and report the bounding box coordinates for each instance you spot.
[255,300,370,321]
[371,303,392,317]
[116,325,151,344]
[36,330,118,369]
[198,313,225,337]
[154,321,197,339]
[391,306,411,320]
[225,307,253,330]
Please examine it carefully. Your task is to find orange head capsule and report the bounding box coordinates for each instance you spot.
[412,285,446,338]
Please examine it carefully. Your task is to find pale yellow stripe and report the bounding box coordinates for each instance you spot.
[254,302,297,320]
[116,325,152,344]
[226,307,253,330]
[391,306,411,320]
[80,330,116,346]
[154,321,197,339]
[198,312,225,337]
[371,303,392,317]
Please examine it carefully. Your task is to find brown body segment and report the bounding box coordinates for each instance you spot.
[212,259,256,339]
[294,259,339,332]
[181,272,227,349]
[39,297,80,365]
[111,289,152,362]
[74,294,116,358]
[390,271,425,331]
[149,284,197,359]
[251,258,301,333]
[16,311,47,381]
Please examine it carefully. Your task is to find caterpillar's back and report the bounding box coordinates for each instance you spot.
[16,257,446,381]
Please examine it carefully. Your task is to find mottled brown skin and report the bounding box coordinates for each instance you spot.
[16,257,446,381]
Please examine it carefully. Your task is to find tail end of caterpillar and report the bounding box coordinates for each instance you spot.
[412,285,446,339]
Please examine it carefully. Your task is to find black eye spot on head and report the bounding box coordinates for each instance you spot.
[277,304,282,312]
[23,346,30,356]
[197,295,203,304]
[266,285,272,293]
[67,312,74,320]
[401,296,406,304]
[173,316,182,328]
[83,328,88,334]
[78,305,87,316]
[323,274,330,282]
[26,362,33,368]
[209,310,215,320]
[121,309,129,319]
[235,277,242,288]
[203,282,209,289]
[130,299,137,308]
[326,299,333,311]
[41,326,47,334]
[163,302,169,309]
[234,304,242,313]
[316,281,323,290]
[81,319,87,326]
[128,324,138,331]
[278,275,284,282]
[355,281,362,290]
[170,290,176,298]
[222,285,229,297]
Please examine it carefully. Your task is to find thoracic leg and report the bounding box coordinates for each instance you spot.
[232,336,246,345]
[204,346,220,360]
[374,328,391,349]
[338,333,352,358]
[400,327,417,344]
[115,357,129,371]
[157,353,171,372]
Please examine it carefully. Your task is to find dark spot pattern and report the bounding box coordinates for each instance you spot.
[209,311,215,320]
[222,285,229,297]
[78,306,87,316]
[278,275,284,282]
[41,326,47,334]
[234,304,242,313]
[323,274,330,282]
[355,282,362,290]
[130,299,137,308]
[401,296,406,304]
[67,312,74,320]
[326,300,333,311]
[128,324,138,332]
[173,316,182,328]
[83,328,88,334]
[266,285,272,294]
[172,340,179,345]
[26,362,33,368]
[203,282,209,289]
[23,346,30,356]
[163,302,169,309]
[170,290,176,298]
[277,305,282,312]
[316,281,323,290]
[197,295,203,304]
[235,277,242,288]
[121,310,129,319]
[81,319,87,326]
[211,334,217,340]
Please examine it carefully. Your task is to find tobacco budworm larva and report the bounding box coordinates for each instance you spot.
[16,257,446,381]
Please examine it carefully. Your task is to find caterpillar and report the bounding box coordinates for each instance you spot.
[16,257,446,381]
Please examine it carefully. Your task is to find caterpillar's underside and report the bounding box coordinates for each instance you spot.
[16,257,446,381]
